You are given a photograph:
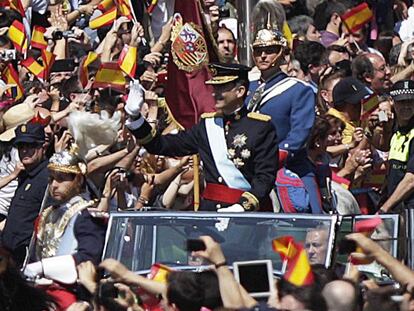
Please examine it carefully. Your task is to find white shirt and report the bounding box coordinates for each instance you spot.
[0,148,19,216]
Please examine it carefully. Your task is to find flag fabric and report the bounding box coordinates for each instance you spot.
[118,45,137,78]
[2,64,24,100]
[89,7,117,29]
[80,51,99,88]
[341,2,374,33]
[350,216,382,265]
[148,263,171,283]
[41,50,56,80]
[6,0,25,17]
[146,0,157,14]
[165,0,219,129]
[272,236,296,261]
[282,21,293,49]
[31,26,48,50]
[8,20,27,53]
[21,57,45,80]
[283,241,314,286]
[93,62,126,92]
[97,0,114,11]
[361,94,379,120]
[116,0,132,19]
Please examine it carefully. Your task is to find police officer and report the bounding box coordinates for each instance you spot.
[2,121,49,267]
[246,25,321,214]
[126,63,279,212]
[380,80,414,213]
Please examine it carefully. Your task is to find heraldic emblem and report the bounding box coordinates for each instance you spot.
[171,13,209,73]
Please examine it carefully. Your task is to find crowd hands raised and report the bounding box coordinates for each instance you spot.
[0,0,414,309]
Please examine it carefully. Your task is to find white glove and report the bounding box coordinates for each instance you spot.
[23,261,43,279]
[125,79,144,116]
[217,204,245,212]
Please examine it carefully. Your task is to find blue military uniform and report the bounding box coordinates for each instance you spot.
[127,64,279,211]
[2,122,50,266]
[246,26,322,214]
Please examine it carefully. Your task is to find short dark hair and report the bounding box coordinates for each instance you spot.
[294,41,326,74]
[309,116,331,150]
[313,0,349,31]
[277,278,327,311]
[61,76,83,99]
[167,271,222,311]
[351,54,374,82]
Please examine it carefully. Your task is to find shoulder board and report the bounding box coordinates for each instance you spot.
[201,112,222,118]
[247,112,271,122]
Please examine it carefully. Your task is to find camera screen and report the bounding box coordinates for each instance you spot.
[237,263,270,293]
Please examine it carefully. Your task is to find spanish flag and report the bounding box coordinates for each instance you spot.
[41,50,56,80]
[146,0,158,14]
[341,2,373,33]
[8,0,25,17]
[118,45,137,78]
[8,20,27,53]
[89,7,117,29]
[360,93,379,120]
[93,62,126,92]
[116,0,132,19]
[80,51,99,88]
[31,26,48,50]
[282,21,293,49]
[283,241,314,286]
[2,64,23,100]
[272,236,296,261]
[148,263,171,283]
[97,0,114,11]
[350,217,382,265]
[21,57,45,80]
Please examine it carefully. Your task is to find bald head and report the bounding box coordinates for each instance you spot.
[322,280,357,311]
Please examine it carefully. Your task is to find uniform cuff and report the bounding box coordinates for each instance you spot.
[239,192,259,211]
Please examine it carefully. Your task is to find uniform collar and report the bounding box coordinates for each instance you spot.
[223,106,247,123]
[27,159,48,177]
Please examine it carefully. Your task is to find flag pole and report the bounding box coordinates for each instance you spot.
[193,154,200,211]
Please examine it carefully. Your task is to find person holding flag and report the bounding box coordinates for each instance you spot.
[126,63,278,212]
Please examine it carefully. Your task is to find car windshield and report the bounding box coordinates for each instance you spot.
[103,212,337,273]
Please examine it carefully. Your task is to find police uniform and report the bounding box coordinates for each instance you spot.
[245,26,322,214]
[2,122,49,267]
[127,64,279,211]
[387,80,414,207]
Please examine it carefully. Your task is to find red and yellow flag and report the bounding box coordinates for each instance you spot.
[272,236,296,261]
[8,20,27,53]
[148,263,171,284]
[21,57,45,80]
[80,51,99,88]
[146,0,158,14]
[8,0,25,17]
[341,2,373,33]
[41,50,56,80]
[97,0,114,11]
[361,94,379,120]
[350,217,382,265]
[283,241,314,286]
[89,7,117,29]
[2,63,24,100]
[118,45,137,79]
[116,0,132,19]
[93,62,126,92]
[31,26,48,50]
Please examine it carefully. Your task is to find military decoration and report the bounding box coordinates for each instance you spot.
[227,134,250,168]
[171,13,209,73]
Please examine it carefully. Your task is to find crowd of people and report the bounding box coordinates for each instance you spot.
[0,0,414,309]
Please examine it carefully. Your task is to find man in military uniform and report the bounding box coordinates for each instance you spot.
[2,121,50,267]
[380,80,414,213]
[246,25,322,214]
[23,145,106,309]
[126,63,279,212]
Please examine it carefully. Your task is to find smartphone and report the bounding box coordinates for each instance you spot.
[233,260,274,298]
[378,110,388,123]
[9,85,17,99]
[338,239,356,254]
[185,239,206,251]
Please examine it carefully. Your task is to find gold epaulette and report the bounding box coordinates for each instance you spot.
[201,112,222,118]
[247,112,271,122]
